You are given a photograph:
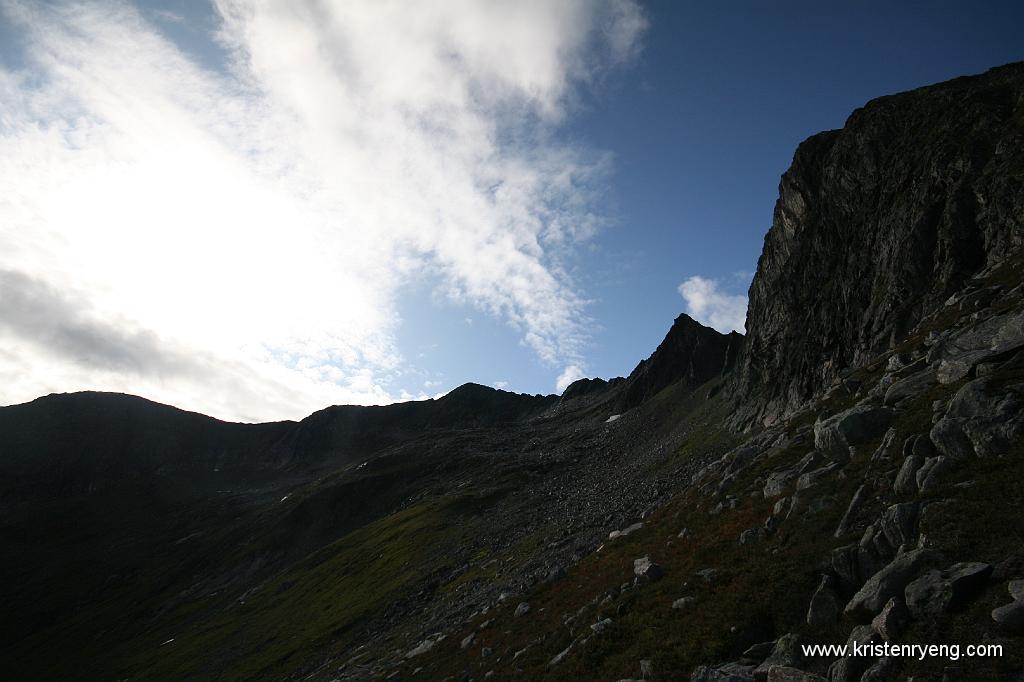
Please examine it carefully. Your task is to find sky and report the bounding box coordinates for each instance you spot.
[1,1,1022,422]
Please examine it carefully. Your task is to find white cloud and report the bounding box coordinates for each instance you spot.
[678,275,748,334]
[0,0,646,421]
[555,364,585,393]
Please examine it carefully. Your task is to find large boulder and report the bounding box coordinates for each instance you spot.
[871,597,910,642]
[893,455,923,496]
[844,548,940,620]
[753,633,803,681]
[905,562,992,618]
[633,556,664,581]
[806,575,841,627]
[931,378,1024,460]
[814,405,895,461]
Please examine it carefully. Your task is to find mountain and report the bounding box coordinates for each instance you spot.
[2,63,1023,681]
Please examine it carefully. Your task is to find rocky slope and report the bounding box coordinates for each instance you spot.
[2,63,1023,682]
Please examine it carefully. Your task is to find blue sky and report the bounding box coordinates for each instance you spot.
[1,1,1022,421]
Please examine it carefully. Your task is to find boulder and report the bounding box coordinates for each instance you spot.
[929,418,975,461]
[844,548,939,620]
[514,602,530,617]
[460,633,475,649]
[740,527,766,545]
[590,618,613,634]
[992,601,1024,632]
[831,545,863,594]
[827,625,877,682]
[915,456,950,493]
[797,463,839,491]
[893,455,923,496]
[691,663,756,681]
[871,597,910,642]
[936,350,993,384]
[742,641,777,663]
[764,468,798,498]
[814,405,895,461]
[634,556,664,581]
[859,656,898,682]
[904,562,992,618]
[884,369,937,405]
[1009,579,1024,601]
[765,667,826,682]
[673,596,696,610]
[754,633,803,681]
[806,575,841,627]
[834,485,866,538]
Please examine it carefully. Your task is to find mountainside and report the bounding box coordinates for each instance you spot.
[2,63,1024,682]
[733,61,1024,427]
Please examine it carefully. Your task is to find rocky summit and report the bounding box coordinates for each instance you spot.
[3,63,1024,681]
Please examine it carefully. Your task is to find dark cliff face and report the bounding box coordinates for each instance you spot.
[734,62,1024,425]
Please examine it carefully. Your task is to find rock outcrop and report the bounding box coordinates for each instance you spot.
[733,62,1024,426]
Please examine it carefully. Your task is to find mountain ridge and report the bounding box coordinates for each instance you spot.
[2,63,1024,681]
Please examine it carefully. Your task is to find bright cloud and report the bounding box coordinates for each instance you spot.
[555,364,585,393]
[0,0,646,421]
[678,275,748,334]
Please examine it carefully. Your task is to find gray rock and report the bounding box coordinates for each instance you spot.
[806,575,841,627]
[740,527,766,545]
[1009,579,1024,601]
[871,597,910,642]
[406,636,443,658]
[765,668,826,682]
[915,456,950,493]
[814,405,895,461]
[697,568,718,583]
[905,562,992,618]
[936,350,993,384]
[796,450,826,474]
[929,418,975,461]
[992,600,1024,631]
[884,369,937,406]
[742,640,777,663]
[834,485,866,538]
[514,602,530,617]
[877,502,920,554]
[845,548,940,620]
[673,596,696,610]
[590,618,613,634]
[893,455,923,496]
[831,544,862,593]
[773,497,791,517]
[764,468,798,499]
[690,663,756,681]
[827,625,877,682]
[754,633,803,681]
[859,656,898,682]
[634,556,664,581]
[481,646,492,658]
[460,633,475,649]
[797,463,839,491]
[640,659,654,678]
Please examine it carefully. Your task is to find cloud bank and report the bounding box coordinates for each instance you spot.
[678,275,748,334]
[0,0,646,420]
